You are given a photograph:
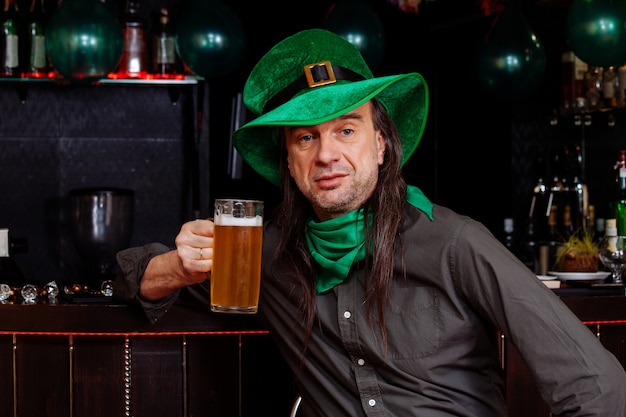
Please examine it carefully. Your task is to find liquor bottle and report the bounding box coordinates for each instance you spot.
[609,150,626,235]
[524,158,551,274]
[548,146,569,227]
[503,218,516,253]
[595,216,605,244]
[561,50,587,112]
[26,0,49,77]
[115,0,148,78]
[588,204,596,235]
[503,217,539,273]
[618,65,626,108]
[602,66,618,109]
[151,8,179,78]
[561,205,573,239]
[584,66,602,110]
[539,205,560,274]
[1,0,22,77]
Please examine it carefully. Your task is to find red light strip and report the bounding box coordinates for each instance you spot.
[0,330,269,337]
[582,320,626,325]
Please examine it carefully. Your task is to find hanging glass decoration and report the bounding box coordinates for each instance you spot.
[566,0,626,67]
[474,0,546,100]
[324,0,386,71]
[176,0,246,79]
[45,0,123,81]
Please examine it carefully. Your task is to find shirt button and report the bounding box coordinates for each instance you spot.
[357,358,365,366]
[368,399,376,407]
[343,311,351,319]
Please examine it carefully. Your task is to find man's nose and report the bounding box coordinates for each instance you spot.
[315,134,341,163]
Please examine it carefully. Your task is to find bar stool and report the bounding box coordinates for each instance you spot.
[289,395,302,417]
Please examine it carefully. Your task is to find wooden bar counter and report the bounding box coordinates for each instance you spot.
[0,293,624,417]
[0,300,297,417]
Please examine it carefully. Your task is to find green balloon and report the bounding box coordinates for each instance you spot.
[567,0,626,67]
[324,0,386,71]
[176,0,246,79]
[46,0,123,81]
[475,1,546,100]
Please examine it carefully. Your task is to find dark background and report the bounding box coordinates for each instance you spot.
[2,0,626,287]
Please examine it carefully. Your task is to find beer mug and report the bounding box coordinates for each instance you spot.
[211,199,264,313]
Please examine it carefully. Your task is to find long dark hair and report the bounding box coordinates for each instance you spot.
[273,99,407,354]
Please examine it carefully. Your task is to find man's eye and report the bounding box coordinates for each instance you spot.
[299,134,313,142]
[341,129,354,135]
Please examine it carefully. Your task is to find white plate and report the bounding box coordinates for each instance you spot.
[537,275,557,281]
[547,271,611,281]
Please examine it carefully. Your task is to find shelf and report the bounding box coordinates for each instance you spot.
[0,75,203,104]
[0,75,201,86]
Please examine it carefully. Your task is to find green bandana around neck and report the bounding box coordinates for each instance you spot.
[307,185,433,294]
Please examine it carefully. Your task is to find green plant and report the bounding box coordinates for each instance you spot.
[555,229,600,272]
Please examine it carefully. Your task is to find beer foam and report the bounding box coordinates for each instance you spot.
[215,214,263,227]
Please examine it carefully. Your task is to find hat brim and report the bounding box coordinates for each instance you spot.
[233,72,429,186]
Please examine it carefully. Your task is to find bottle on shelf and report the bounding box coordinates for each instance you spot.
[618,65,626,108]
[564,144,588,234]
[548,146,569,226]
[602,66,618,109]
[502,218,536,272]
[26,0,51,78]
[503,218,516,252]
[538,205,560,275]
[1,0,23,78]
[151,8,181,79]
[584,66,602,111]
[561,49,587,112]
[588,204,596,237]
[595,216,605,244]
[114,0,148,79]
[609,150,626,236]
[561,204,573,239]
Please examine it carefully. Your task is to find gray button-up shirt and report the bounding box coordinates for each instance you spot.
[115,203,626,416]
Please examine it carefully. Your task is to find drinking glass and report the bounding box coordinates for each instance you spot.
[599,235,626,284]
[211,199,264,314]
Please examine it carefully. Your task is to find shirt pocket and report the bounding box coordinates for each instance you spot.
[385,287,441,359]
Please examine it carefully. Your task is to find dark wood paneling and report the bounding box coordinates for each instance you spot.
[15,335,70,416]
[73,336,125,417]
[597,324,626,368]
[0,334,14,417]
[132,336,185,417]
[0,296,623,416]
[187,335,239,417]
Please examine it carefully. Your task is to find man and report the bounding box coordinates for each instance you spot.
[114,29,626,416]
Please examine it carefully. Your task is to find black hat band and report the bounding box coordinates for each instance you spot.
[263,61,365,113]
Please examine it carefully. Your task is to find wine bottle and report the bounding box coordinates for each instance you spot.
[151,8,179,78]
[1,0,22,77]
[609,150,626,236]
[26,0,49,77]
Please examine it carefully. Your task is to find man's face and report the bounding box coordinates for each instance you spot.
[284,101,386,221]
